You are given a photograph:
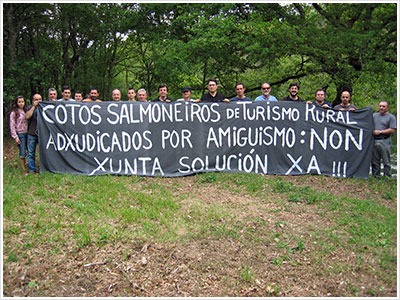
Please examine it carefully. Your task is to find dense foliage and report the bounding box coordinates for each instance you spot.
[3,3,397,111]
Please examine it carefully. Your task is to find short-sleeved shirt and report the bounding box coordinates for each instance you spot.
[281,96,305,102]
[373,112,397,139]
[333,104,357,111]
[152,97,173,102]
[254,95,278,102]
[201,92,226,103]
[230,96,252,102]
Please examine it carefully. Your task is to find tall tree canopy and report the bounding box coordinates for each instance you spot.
[3,3,396,112]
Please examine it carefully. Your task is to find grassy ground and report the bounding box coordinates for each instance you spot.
[2,137,397,297]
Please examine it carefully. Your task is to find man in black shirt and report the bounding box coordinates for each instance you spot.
[199,79,230,103]
[153,84,173,102]
[25,94,42,173]
[281,82,304,102]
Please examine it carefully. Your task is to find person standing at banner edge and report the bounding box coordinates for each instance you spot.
[371,100,396,177]
[9,96,28,175]
[25,94,42,173]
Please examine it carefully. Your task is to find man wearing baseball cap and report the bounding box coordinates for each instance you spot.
[177,86,199,102]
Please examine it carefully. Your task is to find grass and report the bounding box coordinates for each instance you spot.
[2,147,397,297]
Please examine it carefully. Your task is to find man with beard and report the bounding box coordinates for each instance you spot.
[281,82,304,102]
[83,87,102,102]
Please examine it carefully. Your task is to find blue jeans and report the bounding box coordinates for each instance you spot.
[27,134,38,173]
[17,133,28,158]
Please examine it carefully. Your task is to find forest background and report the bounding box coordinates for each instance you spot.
[3,3,397,115]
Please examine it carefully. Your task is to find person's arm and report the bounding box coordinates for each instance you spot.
[373,128,396,136]
[25,104,37,119]
[9,111,19,143]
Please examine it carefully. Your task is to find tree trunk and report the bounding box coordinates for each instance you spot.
[4,4,19,76]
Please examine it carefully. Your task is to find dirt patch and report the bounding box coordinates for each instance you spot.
[3,239,396,297]
[2,137,397,297]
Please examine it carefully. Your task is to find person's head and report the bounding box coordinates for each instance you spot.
[32,94,42,103]
[340,90,351,106]
[48,88,57,101]
[288,82,299,97]
[315,89,326,103]
[137,88,148,102]
[207,79,218,93]
[235,83,246,97]
[127,88,136,101]
[61,85,72,100]
[378,100,389,115]
[181,87,192,99]
[89,88,99,100]
[261,82,272,97]
[158,84,168,99]
[14,95,26,110]
[112,89,121,101]
[74,91,83,101]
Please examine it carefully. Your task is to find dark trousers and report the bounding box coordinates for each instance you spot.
[371,138,392,177]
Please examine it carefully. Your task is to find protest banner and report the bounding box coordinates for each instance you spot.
[38,101,374,178]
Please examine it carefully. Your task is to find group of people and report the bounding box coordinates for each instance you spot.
[9,79,396,177]
[39,81,358,112]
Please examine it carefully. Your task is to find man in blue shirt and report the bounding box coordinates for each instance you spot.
[230,83,252,102]
[306,89,332,108]
[254,82,278,102]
